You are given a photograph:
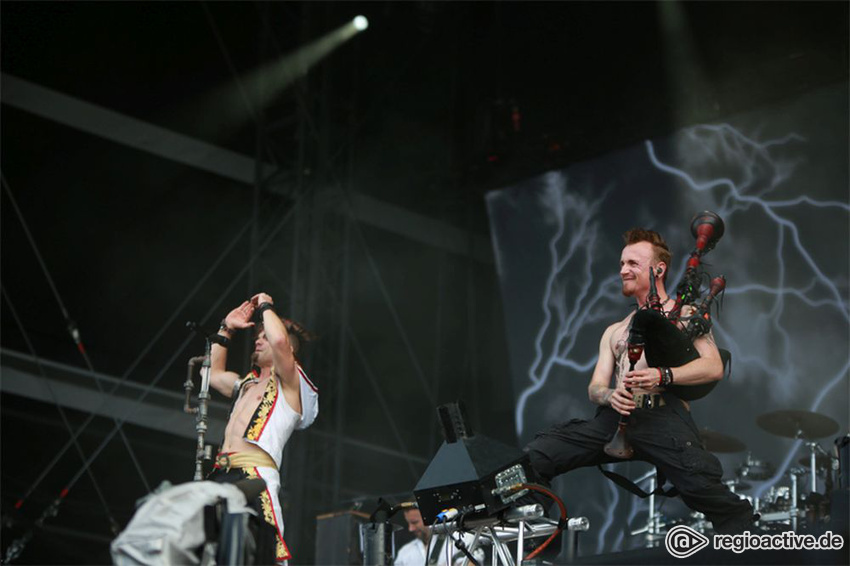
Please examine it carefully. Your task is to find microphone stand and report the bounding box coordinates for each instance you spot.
[183,356,205,414]
[186,322,226,481]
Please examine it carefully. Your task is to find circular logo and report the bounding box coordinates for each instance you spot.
[665,525,710,558]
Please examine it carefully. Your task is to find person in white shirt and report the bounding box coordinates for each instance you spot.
[394,506,482,566]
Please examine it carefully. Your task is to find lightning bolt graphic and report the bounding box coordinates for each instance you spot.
[514,173,620,436]
[510,119,847,553]
[646,123,849,499]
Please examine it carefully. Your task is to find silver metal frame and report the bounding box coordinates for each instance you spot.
[430,505,590,566]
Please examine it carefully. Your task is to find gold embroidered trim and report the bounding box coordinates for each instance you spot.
[245,371,278,441]
[245,467,290,561]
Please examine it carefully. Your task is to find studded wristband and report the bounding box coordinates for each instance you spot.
[660,367,674,387]
[219,319,236,335]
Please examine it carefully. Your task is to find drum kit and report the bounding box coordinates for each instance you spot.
[633,409,841,546]
[691,409,840,535]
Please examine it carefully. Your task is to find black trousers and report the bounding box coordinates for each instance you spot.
[208,467,279,565]
[524,402,754,535]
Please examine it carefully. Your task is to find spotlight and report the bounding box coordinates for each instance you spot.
[353,15,369,31]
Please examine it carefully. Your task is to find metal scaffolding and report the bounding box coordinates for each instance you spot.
[0,4,507,562]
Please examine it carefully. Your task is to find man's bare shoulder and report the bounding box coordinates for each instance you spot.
[605,312,634,333]
[600,322,617,340]
[600,312,632,343]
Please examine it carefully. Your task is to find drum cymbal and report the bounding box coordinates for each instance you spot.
[699,429,746,453]
[756,410,839,440]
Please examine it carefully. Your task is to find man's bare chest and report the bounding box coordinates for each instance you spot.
[233,379,269,417]
[610,317,632,359]
[610,314,652,375]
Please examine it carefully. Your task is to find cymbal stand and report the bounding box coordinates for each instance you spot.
[809,442,818,493]
[790,468,801,532]
[802,441,833,494]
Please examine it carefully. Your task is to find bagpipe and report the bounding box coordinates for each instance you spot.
[604,211,727,459]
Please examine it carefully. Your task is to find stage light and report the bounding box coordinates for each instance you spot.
[193,14,370,137]
[353,15,369,31]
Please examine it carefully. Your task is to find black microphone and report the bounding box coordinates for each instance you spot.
[186,321,229,346]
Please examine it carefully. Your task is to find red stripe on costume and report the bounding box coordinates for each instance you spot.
[297,366,318,392]
[255,384,278,440]
[256,467,291,561]
[279,531,291,560]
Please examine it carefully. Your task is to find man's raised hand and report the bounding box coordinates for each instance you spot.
[224,300,255,331]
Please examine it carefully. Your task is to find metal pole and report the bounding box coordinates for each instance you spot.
[810,443,818,493]
[332,216,351,503]
[647,472,657,547]
[564,530,579,563]
[516,521,525,564]
[791,472,799,532]
[194,338,214,481]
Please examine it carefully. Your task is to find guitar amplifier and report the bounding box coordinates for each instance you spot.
[314,510,369,565]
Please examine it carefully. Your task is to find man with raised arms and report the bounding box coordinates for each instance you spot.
[209,292,319,564]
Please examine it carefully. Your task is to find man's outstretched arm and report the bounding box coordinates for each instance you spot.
[210,300,254,397]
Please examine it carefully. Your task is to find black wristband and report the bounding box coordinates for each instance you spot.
[211,334,230,348]
[219,319,236,335]
[257,302,275,316]
[660,366,674,386]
